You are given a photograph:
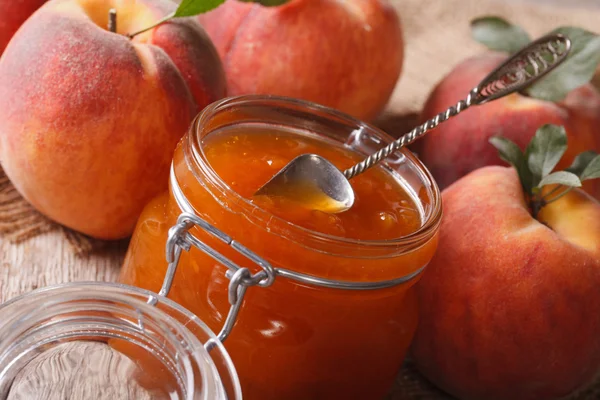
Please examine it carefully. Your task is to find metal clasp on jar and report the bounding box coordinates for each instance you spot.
[153,165,428,348]
[161,211,275,347]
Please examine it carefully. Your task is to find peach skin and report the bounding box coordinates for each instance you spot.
[412,125,600,399]
[0,0,226,239]
[198,0,403,122]
[412,166,600,400]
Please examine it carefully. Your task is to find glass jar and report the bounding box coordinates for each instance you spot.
[119,95,442,399]
[0,282,241,400]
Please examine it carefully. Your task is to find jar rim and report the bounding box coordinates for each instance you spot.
[187,94,442,251]
[0,282,242,400]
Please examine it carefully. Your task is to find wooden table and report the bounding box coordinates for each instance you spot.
[0,232,126,303]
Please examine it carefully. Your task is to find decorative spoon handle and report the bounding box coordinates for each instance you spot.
[343,33,572,180]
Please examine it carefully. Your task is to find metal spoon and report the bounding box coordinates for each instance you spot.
[254,33,572,213]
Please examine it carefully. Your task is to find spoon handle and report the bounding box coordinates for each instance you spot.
[343,33,572,180]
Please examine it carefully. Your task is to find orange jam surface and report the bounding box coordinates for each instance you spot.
[203,125,422,239]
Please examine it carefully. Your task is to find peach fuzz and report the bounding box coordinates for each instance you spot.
[414,52,600,200]
[0,0,47,55]
[0,0,226,239]
[197,0,403,122]
[411,166,600,400]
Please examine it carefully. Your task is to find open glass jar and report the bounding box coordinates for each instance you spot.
[119,95,442,399]
[0,283,241,400]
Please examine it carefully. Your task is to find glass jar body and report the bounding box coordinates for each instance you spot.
[119,96,441,399]
[0,283,241,400]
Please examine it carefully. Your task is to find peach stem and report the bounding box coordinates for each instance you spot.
[530,185,575,219]
[541,186,575,205]
[108,9,117,33]
[530,196,546,220]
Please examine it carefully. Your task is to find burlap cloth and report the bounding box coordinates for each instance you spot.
[1,0,600,398]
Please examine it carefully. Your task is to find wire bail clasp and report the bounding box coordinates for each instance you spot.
[152,211,276,347]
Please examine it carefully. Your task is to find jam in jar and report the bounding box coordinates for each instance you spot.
[119,95,442,399]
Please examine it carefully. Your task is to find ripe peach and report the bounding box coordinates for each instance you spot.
[197,0,403,122]
[0,0,226,239]
[415,53,600,200]
[0,0,47,55]
[411,166,600,400]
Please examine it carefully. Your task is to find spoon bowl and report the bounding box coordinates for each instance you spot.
[255,154,354,213]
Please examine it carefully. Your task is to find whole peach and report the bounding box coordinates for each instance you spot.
[0,0,47,55]
[0,0,226,239]
[197,0,403,122]
[415,53,600,200]
[411,166,600,400]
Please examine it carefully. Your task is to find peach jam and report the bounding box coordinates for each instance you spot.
[206,126,423,240]
[119,95,442,399]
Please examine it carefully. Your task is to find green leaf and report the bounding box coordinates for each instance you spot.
[489,136,533,193]
[566,150,599,176]
[489,136,524,166]
[524,27,600,102]
[174,0,290,17]
[239,0,291,5]
[538,171,582,188]
[174,0,226,17]
[526,124,568,186]
[471,16,531,54]
[581,154,600,181]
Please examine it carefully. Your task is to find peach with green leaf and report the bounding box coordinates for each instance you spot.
[414,17,600,200]
[0,0,278,240]
[411,124,600,400]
